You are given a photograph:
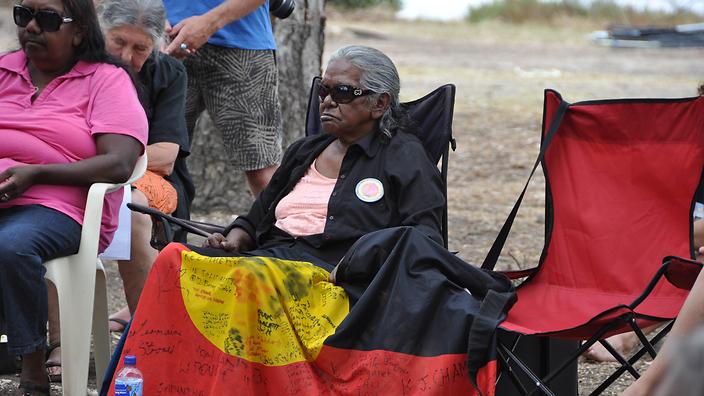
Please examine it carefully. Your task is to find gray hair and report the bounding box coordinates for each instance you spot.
[328,45,409,139]
[97,0,166,54]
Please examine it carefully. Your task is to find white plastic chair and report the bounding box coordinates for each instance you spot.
[44,154,147,395]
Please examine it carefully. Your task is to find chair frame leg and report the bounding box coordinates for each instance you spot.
[92,263,111,386]
[498,314,657,395]
[498,342,557,396]
[590,320,673,395]
[497,342,530,395]
[55,265,96,395]
[46,258,113,395]
[630,318,660,359]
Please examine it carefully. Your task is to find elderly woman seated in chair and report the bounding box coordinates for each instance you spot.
[109,46,516,396]
[0,0,147,393]
[109,45,450,391]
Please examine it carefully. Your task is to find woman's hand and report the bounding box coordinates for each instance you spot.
[203,228,254,252]
[0,165,40,202]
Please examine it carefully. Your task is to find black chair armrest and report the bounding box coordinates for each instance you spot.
[629,256,703,309]
[662,256,703,290]
[126,203,225,238]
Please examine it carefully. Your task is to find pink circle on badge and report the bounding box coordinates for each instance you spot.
[355,178,384,203]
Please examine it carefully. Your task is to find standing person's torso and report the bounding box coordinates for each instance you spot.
[163,0,276,50]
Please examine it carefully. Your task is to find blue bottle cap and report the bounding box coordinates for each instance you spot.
[124,355,137,365]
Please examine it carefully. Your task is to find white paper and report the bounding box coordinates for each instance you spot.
[99,187,132,260]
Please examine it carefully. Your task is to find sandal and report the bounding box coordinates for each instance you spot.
[44,343,61,383]
[109,317,129,333]
[18,381,50,395]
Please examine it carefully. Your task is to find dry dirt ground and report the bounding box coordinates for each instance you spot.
[1,6,704,395]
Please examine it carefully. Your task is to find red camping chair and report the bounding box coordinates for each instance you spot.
[482,90,704,395]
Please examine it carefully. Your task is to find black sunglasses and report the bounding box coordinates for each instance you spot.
[13,4,73,32]
[318,83,375,104]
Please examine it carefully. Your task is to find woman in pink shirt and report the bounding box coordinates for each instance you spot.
[0,0,147,393]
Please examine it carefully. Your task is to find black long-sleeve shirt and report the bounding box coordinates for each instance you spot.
[224,129,445,265]
[137,53,195,224]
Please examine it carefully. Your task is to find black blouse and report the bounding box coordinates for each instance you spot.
[137,53,194,223]
[224,129,445,265]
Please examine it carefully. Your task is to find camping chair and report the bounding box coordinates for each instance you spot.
[482,89,704,395]
[129,77,457,248]
[44,153,147,396]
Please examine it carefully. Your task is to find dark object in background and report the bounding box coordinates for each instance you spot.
[270,0,295,19]
[0,334,21,374]
[495,333,578,396]
[591,22,704,48]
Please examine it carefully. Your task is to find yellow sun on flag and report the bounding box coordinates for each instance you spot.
[180,251,349,366]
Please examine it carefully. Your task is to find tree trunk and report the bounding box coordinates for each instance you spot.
[189,0,326,214]
[272,0,327,148]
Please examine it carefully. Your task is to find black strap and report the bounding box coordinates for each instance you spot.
[481,99,569,270]
[466,289,516,396]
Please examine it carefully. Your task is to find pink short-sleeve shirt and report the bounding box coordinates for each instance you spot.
[274,160,337,237]
[0,51,148,250]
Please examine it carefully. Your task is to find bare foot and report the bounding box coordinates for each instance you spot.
[109,306,131,332]
[583,332,641,362]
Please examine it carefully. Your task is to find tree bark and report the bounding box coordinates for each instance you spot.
[188,0,326,214]
[272,0,327,148]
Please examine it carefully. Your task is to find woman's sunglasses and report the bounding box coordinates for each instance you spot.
[318,84,375,104]
[13,4,73,33]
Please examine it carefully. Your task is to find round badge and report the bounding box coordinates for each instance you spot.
[355,178,384,203]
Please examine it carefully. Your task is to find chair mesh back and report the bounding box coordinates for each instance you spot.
[536,91,704,317]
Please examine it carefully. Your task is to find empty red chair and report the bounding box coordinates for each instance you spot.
[483,90,704,395]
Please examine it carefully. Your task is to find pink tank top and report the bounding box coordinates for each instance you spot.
[274,160,337,237]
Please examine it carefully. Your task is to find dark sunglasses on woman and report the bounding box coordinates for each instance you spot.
[318,83,375,104]
[13,4,73,33]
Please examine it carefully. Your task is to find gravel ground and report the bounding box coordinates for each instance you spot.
[2,5,703,395]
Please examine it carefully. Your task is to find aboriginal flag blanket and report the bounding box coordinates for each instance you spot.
[108,227,514,395]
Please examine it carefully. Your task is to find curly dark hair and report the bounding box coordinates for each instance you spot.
[698,84,704,96]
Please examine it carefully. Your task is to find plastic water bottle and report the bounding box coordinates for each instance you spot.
[114,355,143,396]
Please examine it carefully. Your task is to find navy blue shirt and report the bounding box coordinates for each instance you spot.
[225,130,445,265]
